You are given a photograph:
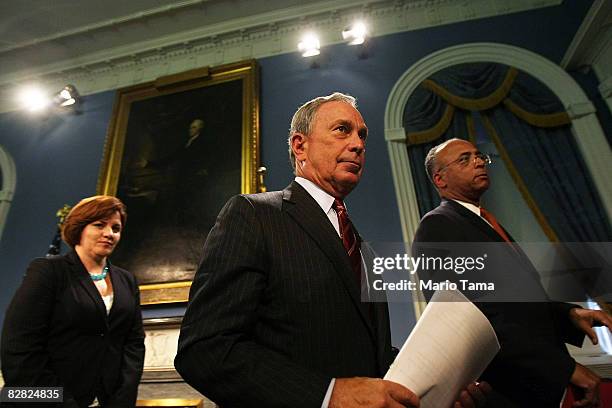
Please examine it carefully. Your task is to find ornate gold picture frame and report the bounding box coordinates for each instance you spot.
[98,60,259,305]
[136,399,204,408]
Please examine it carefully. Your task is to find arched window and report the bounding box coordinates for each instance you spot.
[385,42,612,317]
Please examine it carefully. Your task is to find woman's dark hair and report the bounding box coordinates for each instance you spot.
[61,195,127,247]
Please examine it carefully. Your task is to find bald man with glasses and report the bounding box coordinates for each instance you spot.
[412,138,611,407]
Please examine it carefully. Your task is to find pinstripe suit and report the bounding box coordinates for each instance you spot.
[175,181,395,407]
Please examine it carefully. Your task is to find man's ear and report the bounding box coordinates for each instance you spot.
[433,172,446,189]
[291,133,308,162]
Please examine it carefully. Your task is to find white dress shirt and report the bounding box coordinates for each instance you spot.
[295,177,341,236]
[452,199,494,229]
[294,177,341,407]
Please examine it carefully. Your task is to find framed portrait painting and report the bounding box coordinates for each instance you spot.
[98,60,260,305]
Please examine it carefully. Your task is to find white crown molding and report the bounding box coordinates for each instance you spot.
[0,0,210,54]
[0,0,560,113]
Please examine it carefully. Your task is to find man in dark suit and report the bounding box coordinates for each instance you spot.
[413,138,612,407]
[175,94,487,407]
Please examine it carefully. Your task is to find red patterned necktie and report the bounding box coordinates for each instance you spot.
[334,199,362,286]
[480,207,512,243]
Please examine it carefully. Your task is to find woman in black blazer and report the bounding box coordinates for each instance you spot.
[1,195,145,407]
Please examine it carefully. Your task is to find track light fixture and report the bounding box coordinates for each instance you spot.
[297,33,321,57]
[55,85,79,107]
[17,84,80,113]
[342,22,367,45]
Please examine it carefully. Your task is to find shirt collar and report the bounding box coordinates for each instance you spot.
[452,199,481,217]
[295,177,336,214]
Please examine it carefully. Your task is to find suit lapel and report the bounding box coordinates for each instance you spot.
[282,182,376,341]
[442,200,505,243]
[66,250,109,328]
[442,200,541,279]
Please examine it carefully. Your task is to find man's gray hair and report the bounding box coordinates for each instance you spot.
[424,138,463,184]
[287,92,357,171]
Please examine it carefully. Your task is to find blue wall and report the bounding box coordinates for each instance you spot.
[0,92,115,319]
[0,0,596,345]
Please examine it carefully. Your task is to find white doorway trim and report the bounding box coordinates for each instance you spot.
[0,145,16,241]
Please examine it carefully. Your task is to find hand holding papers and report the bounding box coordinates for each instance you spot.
[384,289,500,408]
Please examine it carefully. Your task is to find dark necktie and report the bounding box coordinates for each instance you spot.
[333,199,362,286]
[480,207,512,243]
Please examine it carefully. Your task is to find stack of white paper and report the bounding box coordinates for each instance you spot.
[384,289,500,408]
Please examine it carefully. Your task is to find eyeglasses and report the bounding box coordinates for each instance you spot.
[437,152,492,172]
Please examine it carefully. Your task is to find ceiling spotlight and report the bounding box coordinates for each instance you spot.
[298,33,321,57]
[17,84,81,113]
[18,86,51,112]
[54,84,79,107]
[342,22,367,45]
